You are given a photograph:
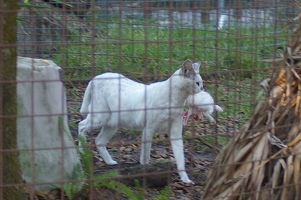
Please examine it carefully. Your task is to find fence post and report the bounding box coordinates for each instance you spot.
[0,0,26,199]
[201,0,211,24]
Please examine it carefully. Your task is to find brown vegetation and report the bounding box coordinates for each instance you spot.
[202,4,301,200]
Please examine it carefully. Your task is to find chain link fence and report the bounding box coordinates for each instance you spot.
[0,0,298,199]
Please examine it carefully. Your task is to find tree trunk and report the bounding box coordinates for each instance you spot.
[0,0,26,199]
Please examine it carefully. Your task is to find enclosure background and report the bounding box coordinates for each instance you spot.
[11,0,299,199]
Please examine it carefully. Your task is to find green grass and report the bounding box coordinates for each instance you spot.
[53,17,289,81]
[54,16,290,122]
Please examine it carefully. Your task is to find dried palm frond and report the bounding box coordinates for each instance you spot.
[202,4,301,200]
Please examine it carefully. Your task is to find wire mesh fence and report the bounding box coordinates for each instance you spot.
[0,0,299,199]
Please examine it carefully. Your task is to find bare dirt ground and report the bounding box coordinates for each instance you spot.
[62,81,238,200]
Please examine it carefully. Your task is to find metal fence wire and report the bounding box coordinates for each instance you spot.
[0,0,299,199]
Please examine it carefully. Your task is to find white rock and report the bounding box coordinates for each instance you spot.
[16,57,82,190]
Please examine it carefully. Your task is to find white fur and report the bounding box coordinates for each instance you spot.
[183,91,223,125]
[78,60,203,183]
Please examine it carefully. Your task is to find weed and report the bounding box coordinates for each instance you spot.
[69,121,78,129]
[77,136,93,176]
[64,164,85,200]
[93,174,143,200]
[153,187,173,200]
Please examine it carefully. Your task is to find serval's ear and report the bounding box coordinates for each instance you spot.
[192,62,201,73]
[181,59,193,76]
